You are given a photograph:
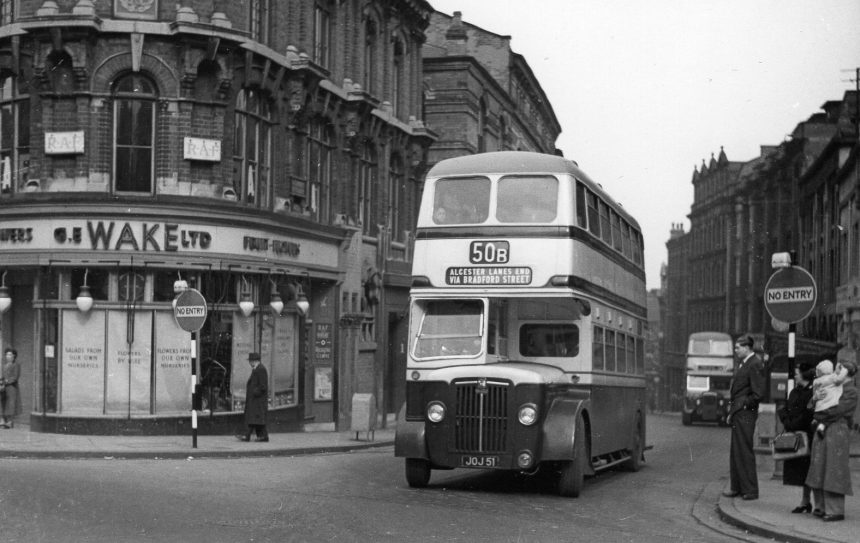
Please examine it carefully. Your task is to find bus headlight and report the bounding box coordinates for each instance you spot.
[518,404,538,426]
[426,401,446,423]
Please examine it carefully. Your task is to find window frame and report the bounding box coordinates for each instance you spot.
[232,87,272,207]
[112,73,156,195]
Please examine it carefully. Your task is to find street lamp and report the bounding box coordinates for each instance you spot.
[76,269,93,313]
[269,278,284,315]
[0,271,10,314]
[238,275,255,317]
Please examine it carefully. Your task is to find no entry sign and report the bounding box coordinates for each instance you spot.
[173,288,208,332]
[764,266,817,324]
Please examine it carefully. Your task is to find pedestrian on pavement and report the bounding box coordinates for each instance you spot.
[237,352,269,442]
[776,361,816,513]
[805,359,857,522]
[723,334,766,501]
[1,347,21,428]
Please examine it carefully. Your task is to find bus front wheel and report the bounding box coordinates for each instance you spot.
[405,458,431,488]
[558,416,588,497]
[681,411,692,426]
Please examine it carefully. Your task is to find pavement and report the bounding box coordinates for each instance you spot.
[1,418,859,543]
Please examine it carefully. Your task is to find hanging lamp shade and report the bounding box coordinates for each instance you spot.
[76,285,93,313]
[0,285,10,314]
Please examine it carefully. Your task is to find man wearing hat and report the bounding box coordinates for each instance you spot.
[723,333,766,500]
[237,352,269,442]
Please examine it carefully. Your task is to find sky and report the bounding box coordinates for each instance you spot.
[427,0,860,289]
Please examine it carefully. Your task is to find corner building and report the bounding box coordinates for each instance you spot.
[0,0,434,434]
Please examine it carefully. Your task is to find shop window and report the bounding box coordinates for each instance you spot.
[200,272,235,304]
[0,74,29,195]
[70,268,109,301]
[39,268,60,300]
[232,87,272,207]
[117,270,145,303]
[113,73,156,194]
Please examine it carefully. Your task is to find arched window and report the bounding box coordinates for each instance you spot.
[0,74,29,194]
[308,118,333,223]
[47,51,74,94]
[113,73,156,194]
[363,17,377,95]
[232,87,272,207]
[357,143,377,236]
[388,154,404,240]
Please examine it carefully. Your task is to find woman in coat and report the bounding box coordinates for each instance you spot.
[1,347,21,428]
[805,359,857,521]
[776,361,816,513]
[238,352,269,442]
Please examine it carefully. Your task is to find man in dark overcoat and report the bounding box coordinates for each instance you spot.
[237,352,269,442]
[723,333,766,500]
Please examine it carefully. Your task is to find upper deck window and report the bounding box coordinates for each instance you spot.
[497,176,558,223]
[432,177,490,225]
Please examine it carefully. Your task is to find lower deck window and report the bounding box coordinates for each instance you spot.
[519,323,579,357]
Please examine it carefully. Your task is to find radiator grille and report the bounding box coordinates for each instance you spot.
[701,394,717,406]
[453,380,509,453]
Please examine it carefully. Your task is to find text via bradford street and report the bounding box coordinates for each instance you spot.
[766,286,815,303]
[446,266,532,285]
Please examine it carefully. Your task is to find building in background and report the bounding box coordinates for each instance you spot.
[661,90,859,406]
[422,10,561,162]
[0,0,436,434]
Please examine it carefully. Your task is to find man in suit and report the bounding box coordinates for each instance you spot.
[237,352,269,442]
[723,333,766,500]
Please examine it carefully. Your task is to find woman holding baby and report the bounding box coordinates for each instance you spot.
[804,357,857,522]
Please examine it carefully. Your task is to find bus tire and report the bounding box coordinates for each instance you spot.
[405,458,431,488]
[558,415,588,497]
[681,411,692,426]
[622,413,644,472]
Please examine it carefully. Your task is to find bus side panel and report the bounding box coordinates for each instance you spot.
[540,395,588,461]
[394,403,428,459]
[589,384,645,455]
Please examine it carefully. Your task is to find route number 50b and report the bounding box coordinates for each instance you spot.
[469,240,510,264]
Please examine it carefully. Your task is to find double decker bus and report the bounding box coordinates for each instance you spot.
[395,151,647,497]
[681,332,734,426]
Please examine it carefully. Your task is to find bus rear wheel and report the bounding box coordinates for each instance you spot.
[405,458,431,488]
[558,415,588,497]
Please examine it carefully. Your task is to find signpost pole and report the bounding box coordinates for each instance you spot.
[173,287,207,450]
[787,322,796,400]
[191,330,198,449]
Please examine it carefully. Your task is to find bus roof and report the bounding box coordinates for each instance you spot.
[426,151,640,229]
[688,331,732,341]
